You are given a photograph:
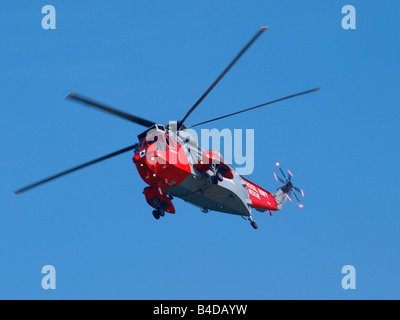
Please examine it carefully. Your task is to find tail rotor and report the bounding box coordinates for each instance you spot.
[274,161,305,209]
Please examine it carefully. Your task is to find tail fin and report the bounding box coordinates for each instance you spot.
[274,186,289,210]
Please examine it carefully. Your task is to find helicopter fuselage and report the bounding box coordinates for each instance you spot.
[132,125,279,217]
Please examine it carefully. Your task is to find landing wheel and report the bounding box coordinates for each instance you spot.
[211,175,219,185]
[152,210,160,220]
[250,221,258,230]
[216,171,224,182]
[157,208,165,217]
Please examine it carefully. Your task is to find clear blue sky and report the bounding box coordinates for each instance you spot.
[1,1,399,299]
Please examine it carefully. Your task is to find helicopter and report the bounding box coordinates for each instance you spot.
[14,27,319,229]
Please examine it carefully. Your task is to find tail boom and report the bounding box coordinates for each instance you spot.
[242,178,279,212]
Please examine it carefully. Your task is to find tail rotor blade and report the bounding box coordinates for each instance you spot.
[294,186,305,197]
[273,172,285,184]
[284,192,292,202]
[291,189,304,209]
[275,161,288,180]
[288,169,293,181]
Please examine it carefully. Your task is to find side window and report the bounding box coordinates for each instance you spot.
[134,144,141,153]
[157,134,166,144]
[147,135,158,145]
[166,135,176,148]
[156,142,167,151]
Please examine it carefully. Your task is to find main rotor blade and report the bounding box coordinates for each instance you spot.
[180,27,269,126]
[187,87,320,128]
[67,93,156,127]
[14,144,138,194]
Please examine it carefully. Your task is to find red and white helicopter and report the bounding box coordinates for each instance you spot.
[15,27,319,229]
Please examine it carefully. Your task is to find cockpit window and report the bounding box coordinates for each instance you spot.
[156,142,167,151]
[135,134,176,154]
[166,135,176,147]
[147,135,158,144]
[134,144,141,153]
[157,134,166,144]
